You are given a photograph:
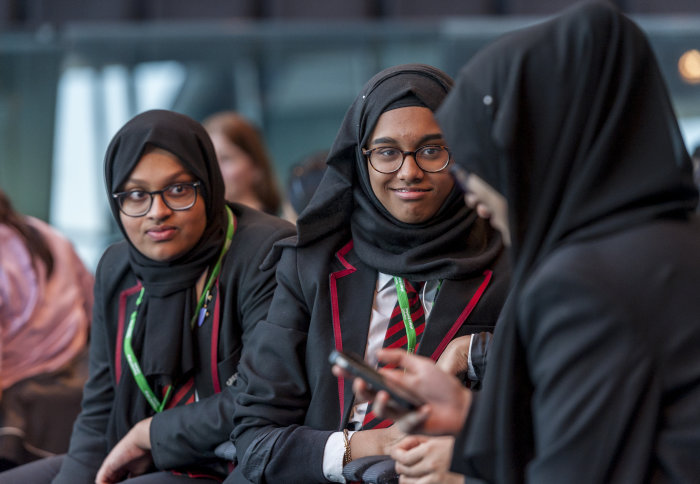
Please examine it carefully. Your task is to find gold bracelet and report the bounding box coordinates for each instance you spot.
[342,428,352,467]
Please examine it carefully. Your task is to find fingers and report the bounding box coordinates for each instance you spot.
[377,350,436,384]
[395,434,427,452]
[392,435,428,466]
[370,389,411,422]
[394,449,430,478]
[331,364,349,379]
[393,436,456,480]
[396,405,431,434]
[95,461,124,484]
[375,348,411,369]
[350,375,377,404]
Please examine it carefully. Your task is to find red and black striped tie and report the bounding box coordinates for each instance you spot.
[362,279,425,429]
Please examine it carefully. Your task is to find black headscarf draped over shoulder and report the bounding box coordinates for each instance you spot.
[103,109,227,443]
[436,2,698,481]
[295,64,502,280]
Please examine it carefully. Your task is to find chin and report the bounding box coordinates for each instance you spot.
[397,214,430,224]
[143,246,181,262]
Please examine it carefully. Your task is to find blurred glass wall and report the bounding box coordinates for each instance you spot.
[1,0,700,269]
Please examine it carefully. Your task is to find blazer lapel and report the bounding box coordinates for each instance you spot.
[417,270,493,361]
[328,240,377,425]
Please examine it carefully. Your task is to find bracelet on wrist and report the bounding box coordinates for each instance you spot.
[342,428,352,467]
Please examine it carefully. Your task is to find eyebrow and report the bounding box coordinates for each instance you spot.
[122,170,194,189]
[370,133,445,147]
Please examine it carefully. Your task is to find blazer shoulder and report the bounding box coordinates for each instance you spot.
[96,241,130,278]
[231,204,296,245]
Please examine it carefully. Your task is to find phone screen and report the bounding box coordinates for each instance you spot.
[329,349,423,410]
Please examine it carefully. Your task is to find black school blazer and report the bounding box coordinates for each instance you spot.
[230,238,510,484]
[54,204,294,483]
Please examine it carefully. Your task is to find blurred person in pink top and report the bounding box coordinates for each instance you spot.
[0,189,93,470]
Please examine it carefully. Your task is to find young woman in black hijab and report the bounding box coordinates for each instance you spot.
[351,2,700,483]
[229,64,509,483]
[1,110,294,483]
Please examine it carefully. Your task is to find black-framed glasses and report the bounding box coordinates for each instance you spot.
[112,181,202,217]
[449,164,471,194]
[363,145,451,174]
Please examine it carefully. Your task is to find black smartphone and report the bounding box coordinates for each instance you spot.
[328,349,423,410]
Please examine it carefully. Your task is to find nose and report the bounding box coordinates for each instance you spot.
[396,153,424,181]
[147,193,172,219]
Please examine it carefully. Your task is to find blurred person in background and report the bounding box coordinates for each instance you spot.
[281,149,328,223]
[203,111,282,215]
[0,189,93,471]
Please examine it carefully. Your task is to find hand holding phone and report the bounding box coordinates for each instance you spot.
[329,349,423,411]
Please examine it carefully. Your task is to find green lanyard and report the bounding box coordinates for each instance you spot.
[392,277,443,354]
[123,206,235,413]
[393,277,418,354]
[189,206,235,329]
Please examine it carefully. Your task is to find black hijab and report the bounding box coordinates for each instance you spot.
[295,64,502,280]
[104,109,227,442]
[436,2,698,481]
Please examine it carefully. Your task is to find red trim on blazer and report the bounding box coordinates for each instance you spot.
[115,281,143,384]
[210,279,222,393]
[429,269,493,361]
[165,376,195,410]
[330,240,356,422]
[171,470,224,482]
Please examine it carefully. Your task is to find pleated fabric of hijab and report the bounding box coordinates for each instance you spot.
[103,109,227,443]
[436,2,698,481]
[295,64,502,281]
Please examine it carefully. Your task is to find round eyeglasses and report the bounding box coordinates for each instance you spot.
[363,145,451,174]
[112,181,202,217]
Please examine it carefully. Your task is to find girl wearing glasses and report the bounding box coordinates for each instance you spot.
[351,3,700,483]
[230,64,510,483]
[2,110,294,483]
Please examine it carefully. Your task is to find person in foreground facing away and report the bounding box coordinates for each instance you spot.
[0,110,295,483]
[228,64,510,484]
[350,2,700,483]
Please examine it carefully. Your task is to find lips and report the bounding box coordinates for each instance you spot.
[391,186,431,200]
[146,225,177,241]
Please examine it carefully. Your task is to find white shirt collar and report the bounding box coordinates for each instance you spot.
[377,272,394,292]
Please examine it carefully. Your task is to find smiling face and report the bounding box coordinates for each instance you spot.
[464,173,511,246]
[366,106,455,224]
[119,148,207,261]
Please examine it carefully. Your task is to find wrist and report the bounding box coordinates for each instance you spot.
[135,417,154,450]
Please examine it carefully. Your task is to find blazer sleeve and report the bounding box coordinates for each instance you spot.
[53,255,114,484]
[468,331,493,390]
[231,246,333,484]
[149,218,295,471]
[150,386,237,470]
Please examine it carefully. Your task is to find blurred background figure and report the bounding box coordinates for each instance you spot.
[0,189,93,470]
[203,111,282,215]
[282,149,328,223]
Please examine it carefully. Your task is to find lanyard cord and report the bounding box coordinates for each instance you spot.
[392,277,417,354]
[189,206,235,329]
[123,206,236,413]
[392,277,443,354]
